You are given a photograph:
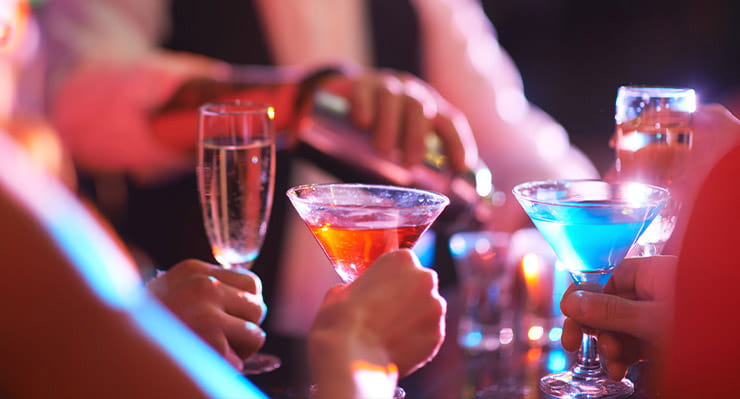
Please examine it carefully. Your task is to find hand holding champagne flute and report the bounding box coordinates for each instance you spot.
[196,101,280,374]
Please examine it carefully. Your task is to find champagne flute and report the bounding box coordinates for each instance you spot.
[513,179,669,398]
[197,101,280,374]
[286,183,450,399]
[614,85,696,256]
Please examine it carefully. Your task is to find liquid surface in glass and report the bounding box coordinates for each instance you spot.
[308,222,429,282]
[615,121,692,187]
[526,199,657,274]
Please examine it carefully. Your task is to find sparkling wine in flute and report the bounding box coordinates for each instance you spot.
[197,101,280,375]
[199,138,275,269]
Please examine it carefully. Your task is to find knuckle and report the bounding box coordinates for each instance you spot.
[378,74,404,94]
[190,312,222,332]
[415,270,436,292]
[184,274,220,299]
[175,258,210,274]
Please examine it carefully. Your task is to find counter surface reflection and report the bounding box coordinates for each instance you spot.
[249,229,654,399]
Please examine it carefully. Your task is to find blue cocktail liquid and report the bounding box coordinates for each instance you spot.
[525,200,657,284]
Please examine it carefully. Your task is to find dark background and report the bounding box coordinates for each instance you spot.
[166,0,740,175]
[481,0,740,172]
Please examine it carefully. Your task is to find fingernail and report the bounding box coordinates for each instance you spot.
[245,321,266,338]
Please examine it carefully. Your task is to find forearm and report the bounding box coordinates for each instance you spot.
[50,51,312,178]
[308,302,399,399]
[413,0,599,232]
[309,330,398,399]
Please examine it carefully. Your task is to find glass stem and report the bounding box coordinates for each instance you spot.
[570,278,607,379]
[574,332,602,376]
[227,262,255,272]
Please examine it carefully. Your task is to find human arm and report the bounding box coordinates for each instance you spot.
[41,0,474,182]
[0,133,263,398]
[308,249,446,399]
[146,259,267,370]
[559,256,677,380]
[412,0,599,231]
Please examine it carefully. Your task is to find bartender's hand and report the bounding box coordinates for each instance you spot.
[308,249,446,399]
[560,256,677,380]
[146,259,267,369]
[319,68,479,173]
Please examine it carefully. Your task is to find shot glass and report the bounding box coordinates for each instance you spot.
[449,231,514,353]
[508,228,569,348]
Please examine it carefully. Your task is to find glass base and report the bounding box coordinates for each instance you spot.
[241,352,281,375]
[309,384,405,398]
[540,370,634,399]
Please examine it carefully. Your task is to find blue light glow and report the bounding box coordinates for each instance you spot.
[0,135,266,398]
[131,297,266,398]
[547,348,568,373]
[461,331,483,348]
[549,327,563,342]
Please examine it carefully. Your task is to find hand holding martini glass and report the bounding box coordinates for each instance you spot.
[513,179,669,398]
[286,183,449,398]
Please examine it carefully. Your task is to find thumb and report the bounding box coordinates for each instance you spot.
[561,290,659,342]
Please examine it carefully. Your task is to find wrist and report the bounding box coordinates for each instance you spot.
[291,66,347,131]
[308,307,398,399]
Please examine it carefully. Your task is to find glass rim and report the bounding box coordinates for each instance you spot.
[511,179,671,208]
[617,85,696,98]
[285,183,450,209]
[199,101,274,116]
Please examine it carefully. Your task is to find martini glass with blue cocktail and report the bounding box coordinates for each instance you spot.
[513,179,669,399]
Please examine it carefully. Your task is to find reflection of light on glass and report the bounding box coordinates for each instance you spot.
[496,87,528,124]
[412,230,436,268]
[548,327,563,342]
[547,348,568,373]
[499,327,514,345]
[522,252,543,286]
[683,91,697,113]
[528,325,544,342]
[351,360,399,397]
[624,182,652,207]
[618,131,652,152]
[552,260,569,317]
[475,167,493,198]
